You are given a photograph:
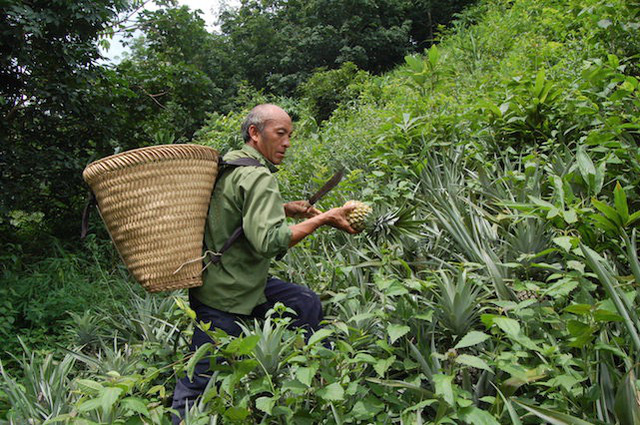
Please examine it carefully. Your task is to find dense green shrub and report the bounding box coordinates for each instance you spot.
[299,62,369,122]
[3,0,640,423]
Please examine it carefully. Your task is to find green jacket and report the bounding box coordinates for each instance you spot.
[191,144,292,314]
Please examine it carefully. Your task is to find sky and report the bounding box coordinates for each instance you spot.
[102,0,239,63]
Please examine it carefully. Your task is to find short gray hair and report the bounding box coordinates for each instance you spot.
[241,105,271,142]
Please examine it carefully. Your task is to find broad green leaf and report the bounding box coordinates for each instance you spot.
[146,385,165,398]
[502,367,548,396]
[547,207,560,219]
[478,99,502,117]
[493,317,520,336]
[346,381,359,396]
[348,312,376,323]
[77,397,102,413]
[349,396,384,420]
[99,387,122,414]
[317,382,344,401]
[428,45,440,67]
[387,324,410,344]
[455,354,492,372]
[282,379,308,395]
[512,399,596,424]
[433,374,454,406]
[553,236,574,252]
[272,405,294,418]
[233,359,258,381]
[494,317,541,351]
[225,334,260,355]
[563,208,578,224]
[366,378,435,397]
[374,355,396,377]
[256,396,276,415]
[481,314,500,328]
[296,366,316,387]
[186,343,214,381]
[120,397,149,417]
[454,331,490,349]
[599,291,637,313]
[350,353,377,364]
[404,55,423,73]
[564,304,592,315]
[607,54,620,67]
[567,261,585,273]
[202,385,218,405]
[528,196,555,209]
[225,406,250,420]
[76,379,104,394]
[593,309,623,322]
[546,374,581,392]
[308,328,333,346]
[458,406,501,425]
[174,297,196,320]
[576,146,596,181]
[594,160,606,195]
[614,182,629,223]
[545,278,579,297]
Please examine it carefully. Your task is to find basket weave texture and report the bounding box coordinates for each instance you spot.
[83,144,219,292]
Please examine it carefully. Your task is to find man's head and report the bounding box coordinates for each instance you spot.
[242,104,293,165]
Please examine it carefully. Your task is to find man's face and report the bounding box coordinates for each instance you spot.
[250,110,293,165]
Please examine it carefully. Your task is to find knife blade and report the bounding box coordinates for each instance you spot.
[308,168,345,205]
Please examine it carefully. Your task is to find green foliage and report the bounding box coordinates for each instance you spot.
[299,62,369,122]
[4,0,640,423]
[0,237,135,366]
[0,0,136,242]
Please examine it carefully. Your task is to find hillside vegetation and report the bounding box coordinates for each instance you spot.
[2,0,640,423]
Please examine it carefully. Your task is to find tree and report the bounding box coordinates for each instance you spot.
[1,0,134,246]
[216,0,476,94]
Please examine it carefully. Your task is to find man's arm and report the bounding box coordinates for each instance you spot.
[288,204,357,247]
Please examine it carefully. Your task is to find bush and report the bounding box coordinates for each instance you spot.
[299,62,369,123]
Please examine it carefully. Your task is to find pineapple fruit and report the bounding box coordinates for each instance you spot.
[344,200,372,232]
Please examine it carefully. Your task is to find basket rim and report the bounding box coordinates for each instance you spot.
[83,144,219,183]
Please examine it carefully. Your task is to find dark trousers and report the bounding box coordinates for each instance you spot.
[171,277,323,424]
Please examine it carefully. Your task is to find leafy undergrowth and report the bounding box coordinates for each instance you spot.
[2,0,640,423]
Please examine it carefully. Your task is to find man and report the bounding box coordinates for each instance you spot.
[171,104,357,423]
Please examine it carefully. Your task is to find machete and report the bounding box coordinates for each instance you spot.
[308,168,345,205]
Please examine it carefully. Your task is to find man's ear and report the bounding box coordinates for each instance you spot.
[248,124,261,143]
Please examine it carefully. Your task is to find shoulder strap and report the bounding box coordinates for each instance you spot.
[220,157,263,168]
[205,156,265,266]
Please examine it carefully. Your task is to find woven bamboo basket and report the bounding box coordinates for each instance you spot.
[82,144,219,292]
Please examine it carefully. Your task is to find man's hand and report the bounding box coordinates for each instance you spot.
[322,203,359,234]
[284,200,321,219]
[287,202,359,247]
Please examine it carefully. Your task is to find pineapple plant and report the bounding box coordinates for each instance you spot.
[341,201,425,241]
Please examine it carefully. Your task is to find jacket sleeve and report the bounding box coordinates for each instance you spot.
[238,168,292,258]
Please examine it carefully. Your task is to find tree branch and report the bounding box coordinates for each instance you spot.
[139,86,167,109]
[5,96,28,122]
